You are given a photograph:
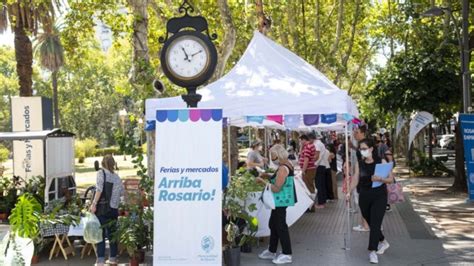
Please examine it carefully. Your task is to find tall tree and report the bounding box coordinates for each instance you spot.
[36,24,65,128]
[0,1,57,96]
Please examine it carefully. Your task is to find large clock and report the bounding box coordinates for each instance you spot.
[160,30,217,88]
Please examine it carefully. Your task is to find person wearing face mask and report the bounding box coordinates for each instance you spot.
[247,140,267,174]
[257,144,296,264]
[347,139,394,264]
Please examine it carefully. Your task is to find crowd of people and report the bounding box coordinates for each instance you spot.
[247,125,395,264]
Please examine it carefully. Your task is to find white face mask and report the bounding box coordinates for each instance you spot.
[360,149,371,158]
[272,159,279,165]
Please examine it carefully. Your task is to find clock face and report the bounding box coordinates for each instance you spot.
[166,36,210,79]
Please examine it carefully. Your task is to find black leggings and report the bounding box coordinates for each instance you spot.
[315,166,327,204]
[359,186,387,251]
[269,207,292,255]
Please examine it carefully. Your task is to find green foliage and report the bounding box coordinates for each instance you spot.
[0,144,9,163]
[95,147,123,157]
[223,168,262,247]
[75,138,99,158]
[114,204,152,258]
[9,193,42,239]
[409,149,454,177]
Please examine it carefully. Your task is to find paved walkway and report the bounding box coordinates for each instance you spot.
[2,179,473,265]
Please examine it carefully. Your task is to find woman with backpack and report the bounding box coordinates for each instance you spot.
[90,155,125,266]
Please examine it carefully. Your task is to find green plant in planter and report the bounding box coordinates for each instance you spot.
[114,194,152,261]
[223,168,261,248]
[9,193,43,255]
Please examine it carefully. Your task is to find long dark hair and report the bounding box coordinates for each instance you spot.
[358,138,381,164]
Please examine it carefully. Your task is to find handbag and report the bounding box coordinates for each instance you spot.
[260,183,275,210]
[387,178,404,204]
[96,169,114,216]
[272,175,296,207]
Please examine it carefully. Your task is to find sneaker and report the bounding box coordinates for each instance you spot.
[376,240,390,255]
[272,254,292,264]
[369,251,378,264]
[258,249,276,260]
[353,224,369,232]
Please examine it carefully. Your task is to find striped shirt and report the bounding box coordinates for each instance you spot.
[299,143,316,170]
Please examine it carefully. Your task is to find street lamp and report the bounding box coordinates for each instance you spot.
[119,109,128,161]
[421,4,471,113]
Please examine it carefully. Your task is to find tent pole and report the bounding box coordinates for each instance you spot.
[227,119,232,174]
[344,123,352,250]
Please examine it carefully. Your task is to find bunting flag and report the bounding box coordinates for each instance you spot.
[246,116,265,124]
[145,120,156,131]
[303,114,319,126]
[321,113,337,124]
[343,113,353,121]
[284,115,301,129]
[266,115,283,124]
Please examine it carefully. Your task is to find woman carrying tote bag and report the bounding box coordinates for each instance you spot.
[256,144,296,265]
[90,155,125,266]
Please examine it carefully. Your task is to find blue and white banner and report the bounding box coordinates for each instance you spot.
[408,111,434,148]
[459,114,474,201]
[154,109,223,265]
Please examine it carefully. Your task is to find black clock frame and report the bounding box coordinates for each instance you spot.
[159,0,218,108]
[160,30,217,88]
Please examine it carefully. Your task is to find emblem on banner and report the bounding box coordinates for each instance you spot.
[201,235,215,253]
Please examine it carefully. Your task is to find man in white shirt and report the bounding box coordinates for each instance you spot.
[310,132,328,208]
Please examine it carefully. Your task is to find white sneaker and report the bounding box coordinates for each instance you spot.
[258,249,276,260]
[353,224,369,232]
[272,254,292,264]
[376,240,390,255]
[369,251,378,264]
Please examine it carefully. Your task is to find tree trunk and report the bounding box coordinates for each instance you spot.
[348,41,377,94]
[314,0,321,67]
[330,0,344,55]
[335,0,360,85]
[256,0,270,35]
[301,0,307,59]
[388,0,394,57]
[452,120,468,191]
[128,0,150,84]
[146,130,155,180]
[52,70,60,128]
[14,23,33,96]
[210,0,236,82]
[287,2,299,49]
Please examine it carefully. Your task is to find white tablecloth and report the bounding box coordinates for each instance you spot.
[245,174,314,237]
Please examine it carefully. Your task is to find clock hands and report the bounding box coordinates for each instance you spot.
[190,50,203,57]
[181,46,191,62]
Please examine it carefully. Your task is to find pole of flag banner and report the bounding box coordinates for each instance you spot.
[344,123,352,250]
[227,118,232,173]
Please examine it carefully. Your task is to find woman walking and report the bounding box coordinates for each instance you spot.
[257,144,296,264]
[90,155,125,266]
[347,139,393,264]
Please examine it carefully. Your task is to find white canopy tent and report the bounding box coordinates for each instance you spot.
[146,31,358,122]
[145,31,357,248]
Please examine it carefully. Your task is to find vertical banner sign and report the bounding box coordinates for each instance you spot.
[408,111,434,148]
[459,114,474,201]
[154,109,222,266]
[396,113,406,138]
[11,97,53,179]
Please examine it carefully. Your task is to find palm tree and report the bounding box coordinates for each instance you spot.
[36,24,64,128]
[0,1,57,96]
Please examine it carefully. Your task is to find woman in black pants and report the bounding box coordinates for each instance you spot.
[257,144,296,265]
[347,139,393,264]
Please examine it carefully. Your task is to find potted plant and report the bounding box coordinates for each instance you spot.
[223,168,261,266]
[8,193,43,264]
[114,194,152,266]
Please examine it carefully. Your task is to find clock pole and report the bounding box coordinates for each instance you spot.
[182,87,202,108]
[159,0,218,108]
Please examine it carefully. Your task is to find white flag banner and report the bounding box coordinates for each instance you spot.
[395,113,406,137]
[408,111,434,148]
[154,109,222,266]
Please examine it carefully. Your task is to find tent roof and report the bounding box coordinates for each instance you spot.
[0,129,74,141]
[146,31,358,121]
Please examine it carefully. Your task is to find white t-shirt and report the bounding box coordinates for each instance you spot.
[314,140,330,168]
